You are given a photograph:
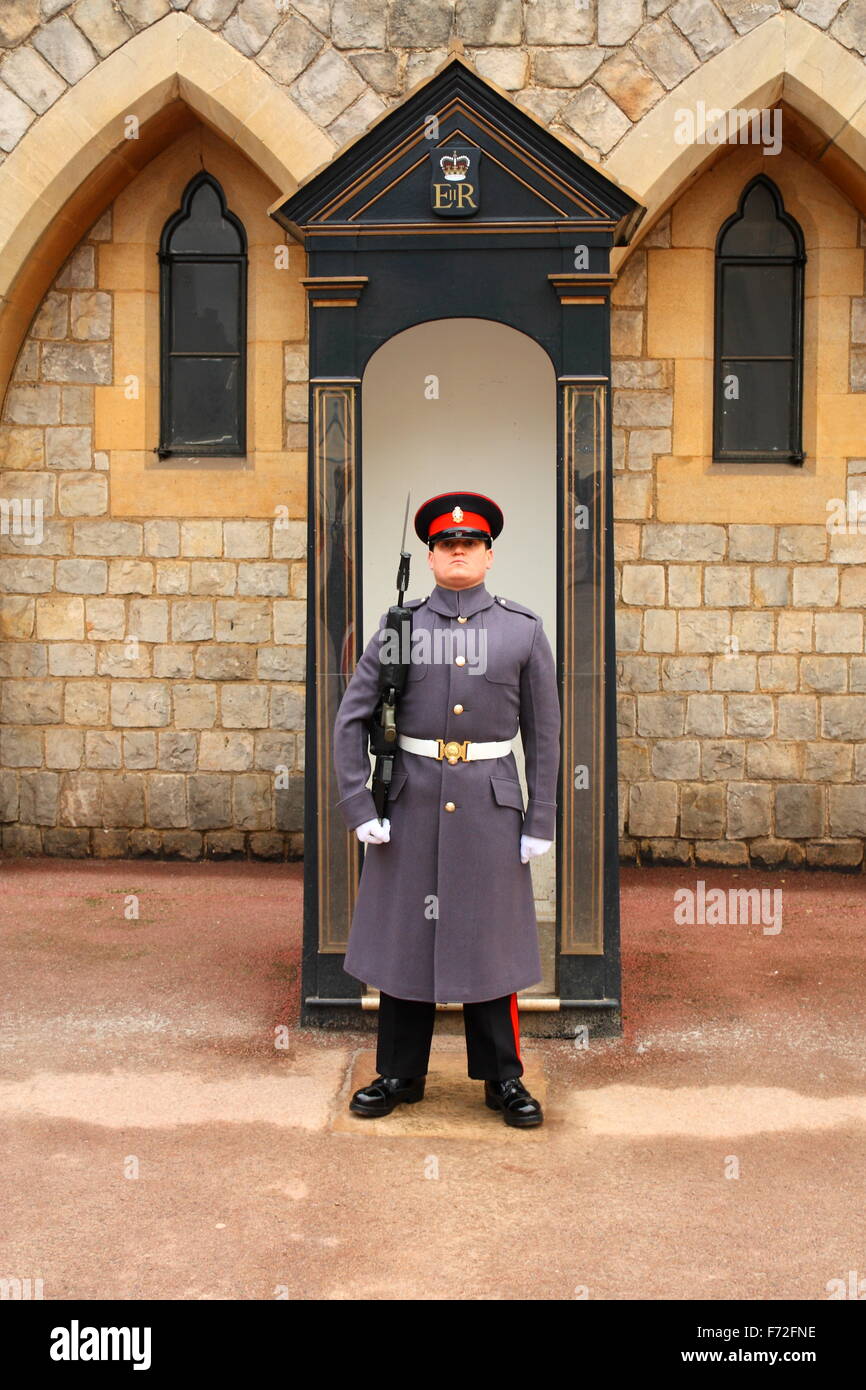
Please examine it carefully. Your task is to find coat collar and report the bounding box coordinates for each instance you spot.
[426,579,496,618]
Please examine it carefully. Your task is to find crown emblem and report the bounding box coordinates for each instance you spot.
[440,151,471,182]
[452,505,464,522]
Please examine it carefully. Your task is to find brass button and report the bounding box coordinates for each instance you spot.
[453,704,464,714]
[455,655,466,665]
[457,616,468,623]
[444,801,456,812]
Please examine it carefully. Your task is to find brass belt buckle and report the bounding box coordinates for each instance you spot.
[437,738,469,764]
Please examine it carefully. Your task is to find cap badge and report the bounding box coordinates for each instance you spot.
[451,506,464,523]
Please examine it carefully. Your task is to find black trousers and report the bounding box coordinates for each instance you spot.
[375,989,524,1081]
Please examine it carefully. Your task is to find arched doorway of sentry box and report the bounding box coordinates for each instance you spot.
[361,317,558,994]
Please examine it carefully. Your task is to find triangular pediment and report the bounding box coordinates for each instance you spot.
[270,54,644,242]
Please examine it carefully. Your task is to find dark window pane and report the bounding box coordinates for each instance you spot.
[720,263,794,357]
[717,360,793,454]
[167,357,241,451]
[170,262,240,353]
[168,181,244,255]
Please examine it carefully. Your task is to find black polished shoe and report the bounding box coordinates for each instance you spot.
[349,1075,426,1118]
[484,1077,543,1127]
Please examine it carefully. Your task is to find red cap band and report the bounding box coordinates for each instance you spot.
[428,509,491,538]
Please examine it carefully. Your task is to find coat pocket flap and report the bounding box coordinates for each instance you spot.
[490,776,524,811]
[481,655,520,685]
[386,766,409,801]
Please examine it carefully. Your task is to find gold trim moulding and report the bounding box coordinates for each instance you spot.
[303,221,621,236]
[302,275,369,307]
[549,273,616,305]
[317,96,610,223]
[548,273,618,285]
[361,993,565,1011]
[351,125,571,222]
[301,275,370,285]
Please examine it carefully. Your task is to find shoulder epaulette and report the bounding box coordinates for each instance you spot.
[404,595,428,610]
[493,595,539,620]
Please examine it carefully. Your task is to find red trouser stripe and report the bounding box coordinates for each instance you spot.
[509,992,522,1063]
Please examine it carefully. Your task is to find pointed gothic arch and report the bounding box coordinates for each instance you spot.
[713,174,806,464]
[0,11,331,404]
[606,11,866,271]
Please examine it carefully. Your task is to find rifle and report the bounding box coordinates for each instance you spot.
[369,492,413,824]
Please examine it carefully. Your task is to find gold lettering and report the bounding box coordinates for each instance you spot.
[433,183,453,209]
[455,183,477,210]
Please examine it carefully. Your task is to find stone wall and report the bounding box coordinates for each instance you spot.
[2,4,865,170]
[0,152,308,859]
[2,2,866,864]
[612,170,866,869]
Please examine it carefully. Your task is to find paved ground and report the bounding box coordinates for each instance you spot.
[0,855,863,1301]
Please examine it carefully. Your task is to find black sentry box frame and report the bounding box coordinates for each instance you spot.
[271,55,646,1038]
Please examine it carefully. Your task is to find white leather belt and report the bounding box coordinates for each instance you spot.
[398,733,513,764]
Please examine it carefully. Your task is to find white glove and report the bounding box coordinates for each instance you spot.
[355,816,390,844]
[520,834,552,864]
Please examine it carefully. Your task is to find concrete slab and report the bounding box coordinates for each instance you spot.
[332,1048,548,1139]
[0,1054,346,1131]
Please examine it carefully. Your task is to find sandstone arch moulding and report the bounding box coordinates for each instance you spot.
[606,11,866,271]
[4,9,863,387]
[0,11,333,400]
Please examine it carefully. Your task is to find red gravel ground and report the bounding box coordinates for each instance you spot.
[0,855,863,1301]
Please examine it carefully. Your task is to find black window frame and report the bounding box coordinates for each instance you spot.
[713,174,806,466]
[156,171,248,459]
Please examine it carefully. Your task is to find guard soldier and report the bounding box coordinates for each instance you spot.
[332,491,561,1127]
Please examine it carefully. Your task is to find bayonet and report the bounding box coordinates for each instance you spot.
[369,492,413,824]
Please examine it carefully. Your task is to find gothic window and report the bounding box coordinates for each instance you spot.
[714,175,806,463]
[158,172,247,457]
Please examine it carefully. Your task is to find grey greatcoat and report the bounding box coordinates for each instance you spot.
[332,578,561,1003]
